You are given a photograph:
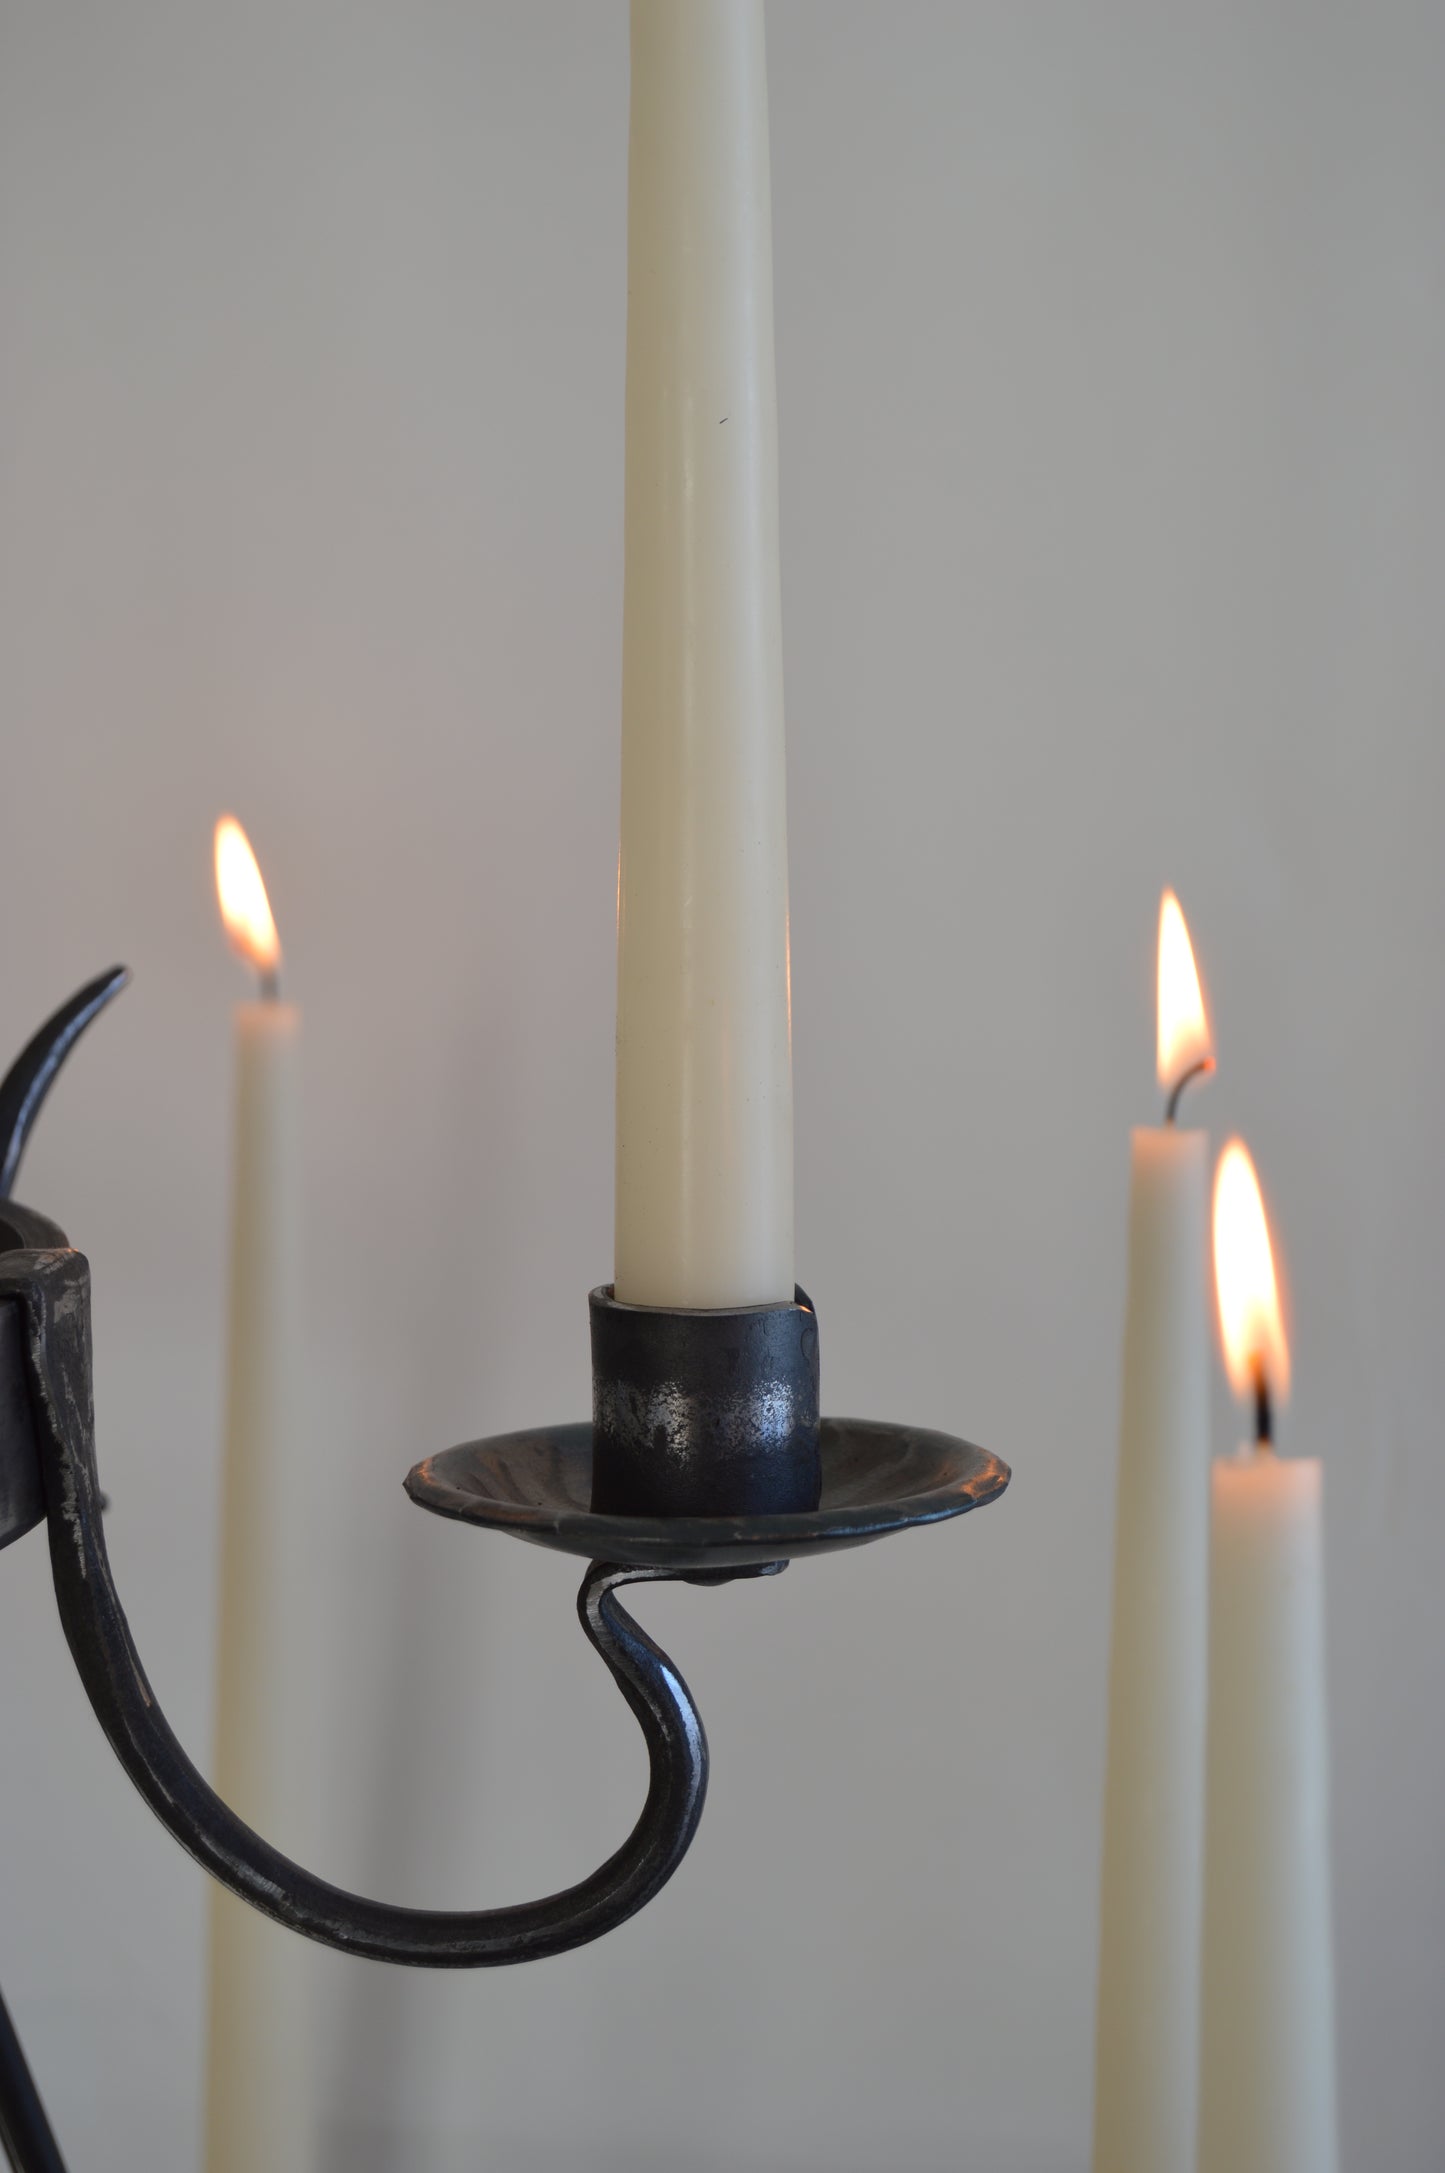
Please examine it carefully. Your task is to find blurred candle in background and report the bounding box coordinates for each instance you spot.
[1093,890,1214,2173]
[614,0,794,1309]
[206,817,313,2173]
[1199,1143,1338,2173]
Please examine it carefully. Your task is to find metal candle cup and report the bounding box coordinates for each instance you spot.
[588,1285,821,1518]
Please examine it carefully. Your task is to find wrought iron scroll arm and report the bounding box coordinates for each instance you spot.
[2,1240,718,1968]
[0,969,128,1201]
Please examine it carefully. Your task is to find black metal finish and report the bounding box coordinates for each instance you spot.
[410,1414,1008,1570]
[0,975,119,1555]
[0,1992,65,2173]
[0,987,119,2171]
[589,1283,821,1516]
[0,969,128,1201]
[0,1213,91,1557]
[0,1238,722,1966]
[0,1293,45,1557]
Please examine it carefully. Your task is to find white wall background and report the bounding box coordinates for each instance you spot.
[2,3,1442,2167]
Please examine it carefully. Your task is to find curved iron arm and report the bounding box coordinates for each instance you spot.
[0,1989,64,2173]
[2,1241,720,1967]
[0,969,128,1201]
[0,973,724,1968]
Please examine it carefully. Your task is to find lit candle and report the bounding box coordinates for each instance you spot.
[1093,891,1215,2173]
[614,0,794,1308]
[205,817,313,2173]
[1199,1143,1338,2173]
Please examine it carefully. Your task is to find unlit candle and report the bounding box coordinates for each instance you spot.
[614,0,794,1309]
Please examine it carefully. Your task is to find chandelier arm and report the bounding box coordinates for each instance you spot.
[0,969,128,1202]
[0,1986,67,2173]
[2,1245,714,1969]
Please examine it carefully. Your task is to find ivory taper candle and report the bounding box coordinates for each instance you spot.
[205,817,313,2173]
[1199,1143,1338,2173]
[1093,892,1215,2173]
[614,0,794,1308]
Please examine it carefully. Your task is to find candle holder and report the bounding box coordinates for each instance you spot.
[0,976,1009,2172]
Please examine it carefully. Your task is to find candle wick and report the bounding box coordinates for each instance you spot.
[1163,1056,1215,1124]
[257,965,281,1003]
[1252,1361,1274,1451]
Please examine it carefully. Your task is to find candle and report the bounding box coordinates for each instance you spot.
[205,817,313,2173]
[1199,1143,1338,2173]
[614,0,794,1309]
[1092,891,1215,2173]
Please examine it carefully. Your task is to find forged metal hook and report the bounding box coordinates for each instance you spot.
[0,969,129,1200]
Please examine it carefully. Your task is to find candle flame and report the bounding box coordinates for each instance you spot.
[1213,1139,1290,1407]
[214,816,281,975]
[1157,889,1214,1100]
